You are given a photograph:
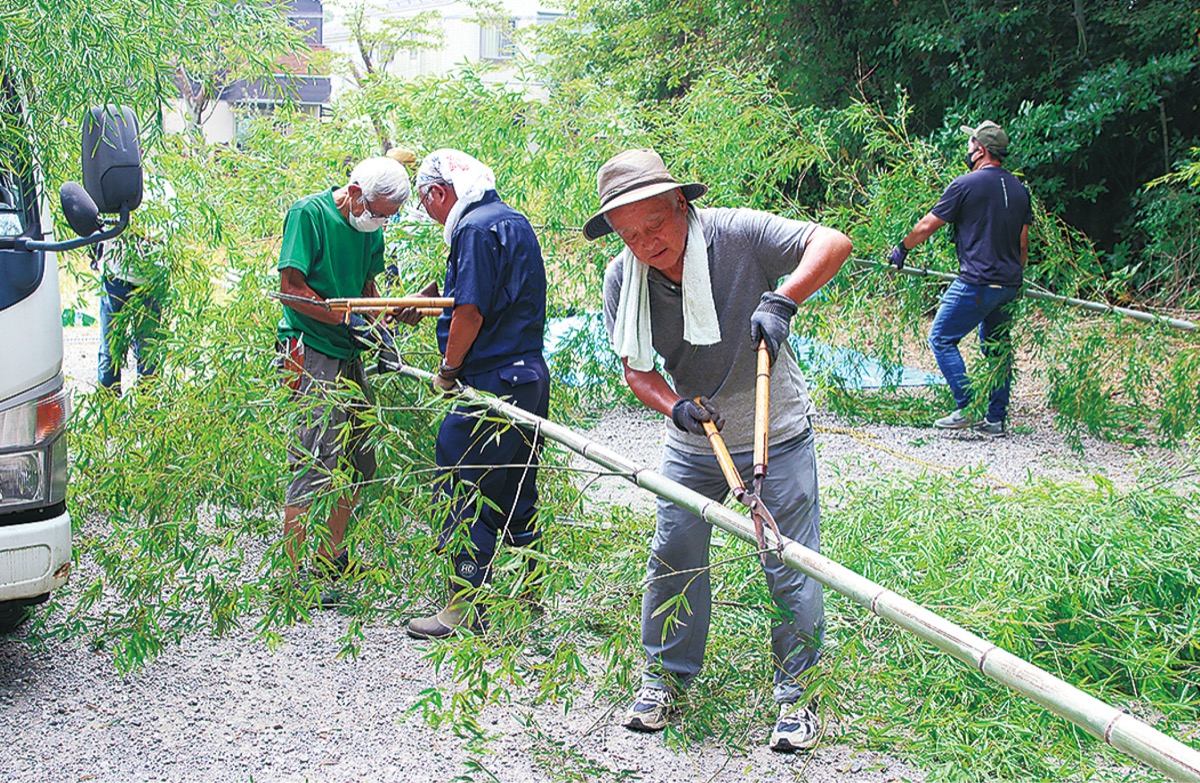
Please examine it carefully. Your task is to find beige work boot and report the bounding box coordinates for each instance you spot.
[406,589,484,639]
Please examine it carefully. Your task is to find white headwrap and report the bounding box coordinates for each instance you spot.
[416,149,497,245]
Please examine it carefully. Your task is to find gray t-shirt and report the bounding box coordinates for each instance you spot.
[603,207,817,455]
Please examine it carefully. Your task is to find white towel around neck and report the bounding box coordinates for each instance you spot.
[611,209,721,372]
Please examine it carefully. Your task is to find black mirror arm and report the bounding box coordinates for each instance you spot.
[16,203,131,253]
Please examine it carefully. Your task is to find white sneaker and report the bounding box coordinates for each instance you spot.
[770,703,822,752]
[622,685,676,732]
[934,409,976,430]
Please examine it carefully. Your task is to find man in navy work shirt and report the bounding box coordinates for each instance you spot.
[889,120,1033,436]
[406,149,549,639]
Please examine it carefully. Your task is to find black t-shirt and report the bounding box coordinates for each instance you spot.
[931,167,1032,286]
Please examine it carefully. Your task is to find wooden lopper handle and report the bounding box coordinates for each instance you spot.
[698,399,745,496]
[754,340,771,478]
[328,296,455,311]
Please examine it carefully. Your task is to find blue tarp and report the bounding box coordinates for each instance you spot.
[544,313,942,389]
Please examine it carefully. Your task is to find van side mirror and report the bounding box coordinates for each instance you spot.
[18,105,144,252]
[60,182,101,238]
[81,105,143,214]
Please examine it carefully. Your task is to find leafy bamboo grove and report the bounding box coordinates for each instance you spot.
[4,0,1200,780]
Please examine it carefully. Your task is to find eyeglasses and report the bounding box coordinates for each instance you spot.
[361,197,393,220]
[416,181,446,214]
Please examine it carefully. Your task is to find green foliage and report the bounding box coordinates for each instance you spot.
[0,0,301,191]
[535,0,767,102]
[540,0,1200,300]
[823,467,1200,781]
[1124,152,1200,309]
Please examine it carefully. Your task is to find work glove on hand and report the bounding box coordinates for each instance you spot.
[749,291,798,365]
[392,306,421,326]
[433,361,462,396]
[346,313,379,352]
[389,281,441,327]
[888,243,908,270]
[671,396,724,436]
[347,313,402,372]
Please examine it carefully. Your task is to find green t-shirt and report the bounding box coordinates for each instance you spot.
[276,189,385,359]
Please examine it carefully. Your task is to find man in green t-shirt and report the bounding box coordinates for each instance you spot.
[276,156,410,596]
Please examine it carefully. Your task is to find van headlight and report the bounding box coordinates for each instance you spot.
[0,387,71,511]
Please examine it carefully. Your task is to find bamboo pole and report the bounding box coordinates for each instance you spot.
[396,363,1200,782]
[852,257,1198,333]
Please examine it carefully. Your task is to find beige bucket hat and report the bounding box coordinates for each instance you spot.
[583,149,707,241]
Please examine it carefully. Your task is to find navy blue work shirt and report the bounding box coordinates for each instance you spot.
[437,191,547,375]
[931,166,1033,287]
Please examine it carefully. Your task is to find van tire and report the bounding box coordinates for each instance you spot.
[0,603,32,634]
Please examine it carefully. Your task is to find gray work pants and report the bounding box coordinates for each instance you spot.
[641,426,824,704]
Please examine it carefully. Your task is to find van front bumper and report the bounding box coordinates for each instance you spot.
[0,509,71,602]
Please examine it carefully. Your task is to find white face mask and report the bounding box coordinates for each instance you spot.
[348,198,390,233]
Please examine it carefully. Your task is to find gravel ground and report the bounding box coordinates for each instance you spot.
[0,328,1184,783]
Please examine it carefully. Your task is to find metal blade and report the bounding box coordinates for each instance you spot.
[267,290,332,311]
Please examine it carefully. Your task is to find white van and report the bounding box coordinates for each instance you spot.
[0,84,143,632]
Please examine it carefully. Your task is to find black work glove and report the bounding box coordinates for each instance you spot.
[346,313,376,351]
[888,242,908,270]
[346,313,401,371]
[748,291,798,365]
[671,396,724,436]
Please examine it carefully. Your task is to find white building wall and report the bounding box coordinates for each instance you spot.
[323,0,560,96]
[162,99,238,146]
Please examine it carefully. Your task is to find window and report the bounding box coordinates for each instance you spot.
[0,171,24,237]
[479,19,516,61]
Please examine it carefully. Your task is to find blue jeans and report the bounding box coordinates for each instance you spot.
[98,275,161,390]
[928,279,1021,423]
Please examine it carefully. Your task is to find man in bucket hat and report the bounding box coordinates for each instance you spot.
[586,148,852,751]
[888,120,1032,436]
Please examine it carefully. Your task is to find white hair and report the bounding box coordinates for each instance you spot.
[349,157,411,207]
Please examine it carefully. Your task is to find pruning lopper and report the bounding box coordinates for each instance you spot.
[697,340,784,567]
[267,291,449,319]
[269,290,333,312]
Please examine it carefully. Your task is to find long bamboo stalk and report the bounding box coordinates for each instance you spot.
[396,363,1200,782]
[852,257,1198,332]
